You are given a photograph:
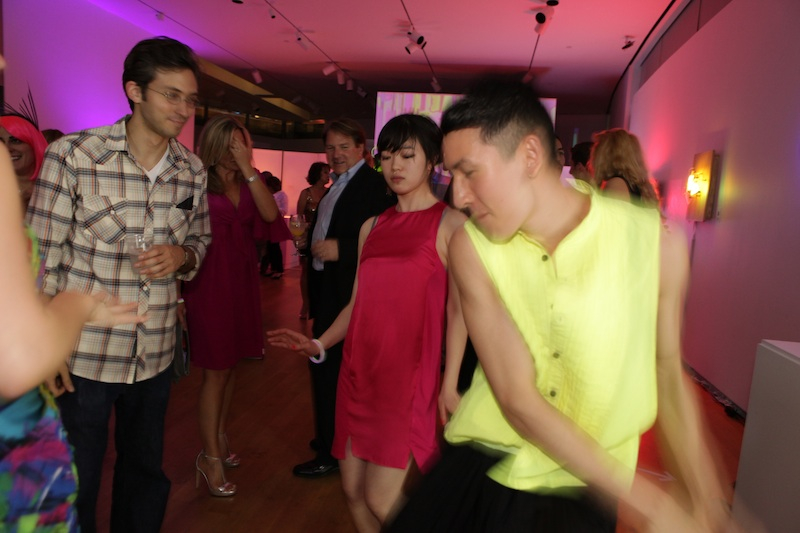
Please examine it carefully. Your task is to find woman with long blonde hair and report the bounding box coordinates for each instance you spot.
[590,128,659,206]
[181,115,278,497]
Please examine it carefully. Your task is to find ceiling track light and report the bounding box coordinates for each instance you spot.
[431,77,442,93]
[231,0,243,4]
[322,63,338,76]
[346,79,354,91]
[522,71,534,83]
[405,39,427,55]
[407,31,425,45]
[268,7,276,18]
[356,86,367,98]
[336,70,346,85]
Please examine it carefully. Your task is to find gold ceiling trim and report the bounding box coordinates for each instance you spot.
[198,58,312,121]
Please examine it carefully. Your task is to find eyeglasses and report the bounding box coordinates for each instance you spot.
[146,87,201,109]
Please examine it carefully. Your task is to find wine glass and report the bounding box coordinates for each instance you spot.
[288,214,309,255]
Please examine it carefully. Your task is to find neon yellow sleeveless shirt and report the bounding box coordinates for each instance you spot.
[445,183,661,492]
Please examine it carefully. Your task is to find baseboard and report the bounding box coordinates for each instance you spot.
[684,365,747,422]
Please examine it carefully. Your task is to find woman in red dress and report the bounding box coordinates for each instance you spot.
[181,116,278,497]
[269,115,465,532]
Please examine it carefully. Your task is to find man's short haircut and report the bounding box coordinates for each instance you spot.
[323,118,366,148]
[377,114,442,173]
[441,77,556,162]
[122,36,200,111]
[571,141,593,167]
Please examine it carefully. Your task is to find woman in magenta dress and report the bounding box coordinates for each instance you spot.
[181,116,278,497]
[269,114,466,532]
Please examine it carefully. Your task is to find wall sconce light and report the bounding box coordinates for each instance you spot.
[685,149,720,222]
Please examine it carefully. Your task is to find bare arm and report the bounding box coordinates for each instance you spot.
[652,224,735,530]
[231,134,278,223]
[437,208,469,423]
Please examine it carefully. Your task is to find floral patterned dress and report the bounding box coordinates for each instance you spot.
[0,227,78,531]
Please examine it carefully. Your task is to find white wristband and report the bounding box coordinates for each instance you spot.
[309,339,326,364]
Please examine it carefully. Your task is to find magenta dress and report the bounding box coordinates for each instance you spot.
[332,202,447,473]
[183,184,263,369]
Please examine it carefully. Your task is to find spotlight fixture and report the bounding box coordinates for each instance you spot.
[622,35,635,50]
[336,70,346,85]
[407,31,425,45]
[546,0,559,5]
[322,63,338,76]
[346,79,354,91]
[356,86,367,98]
[231,0,243,4]
[251,69,262,84]
[268,8,276,19]
[522,70,534,83]
[430,77,442,93]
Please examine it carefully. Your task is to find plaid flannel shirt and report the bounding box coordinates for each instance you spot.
[26,117,211,383]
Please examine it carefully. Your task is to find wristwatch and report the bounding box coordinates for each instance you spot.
[245,173,258,183]
[180,246,190,267]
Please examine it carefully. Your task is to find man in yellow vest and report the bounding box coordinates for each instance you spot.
[390,78,739,532]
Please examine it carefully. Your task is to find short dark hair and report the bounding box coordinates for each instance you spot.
[441,77,556,163]
[323,118,366,148]
[122,36,200,110]
[571,141,593,167]
[377,114,442,174]
[306,162,330,185]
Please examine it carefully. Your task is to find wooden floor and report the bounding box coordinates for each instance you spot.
[94,266,745,532]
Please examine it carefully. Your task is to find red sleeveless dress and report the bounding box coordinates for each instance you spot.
[332,202,447,473]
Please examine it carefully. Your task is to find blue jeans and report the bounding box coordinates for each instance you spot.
[58,369,172,533]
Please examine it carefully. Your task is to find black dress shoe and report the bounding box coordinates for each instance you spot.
[292,458,339,478]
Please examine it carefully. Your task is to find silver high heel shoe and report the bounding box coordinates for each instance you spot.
[195,452,237,497]
[218,433,241,468]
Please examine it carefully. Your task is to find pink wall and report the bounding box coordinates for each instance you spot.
[628,0,800,409]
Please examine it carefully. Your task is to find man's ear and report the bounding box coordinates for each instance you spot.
[521,133,547,179]
[125,81,143,105]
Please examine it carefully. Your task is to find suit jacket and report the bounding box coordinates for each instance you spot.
[311,163,396,338]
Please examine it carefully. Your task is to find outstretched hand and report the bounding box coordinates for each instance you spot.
[88,293,147,326]
[267,328,318,357]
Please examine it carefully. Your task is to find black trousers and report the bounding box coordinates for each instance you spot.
[58,369,172,533]
[388,444,617,533]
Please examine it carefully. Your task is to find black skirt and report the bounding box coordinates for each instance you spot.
[386,444,617,533]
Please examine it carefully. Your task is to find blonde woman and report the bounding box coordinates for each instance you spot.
[589,128,660,206]
[181,115,278,497]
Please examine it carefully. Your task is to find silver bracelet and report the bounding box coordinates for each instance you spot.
[245,173,258,183]
[309,339,326,364]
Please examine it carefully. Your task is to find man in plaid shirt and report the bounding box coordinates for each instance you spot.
[26,37,211,533]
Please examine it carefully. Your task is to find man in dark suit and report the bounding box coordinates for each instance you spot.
[295,118,395,478]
